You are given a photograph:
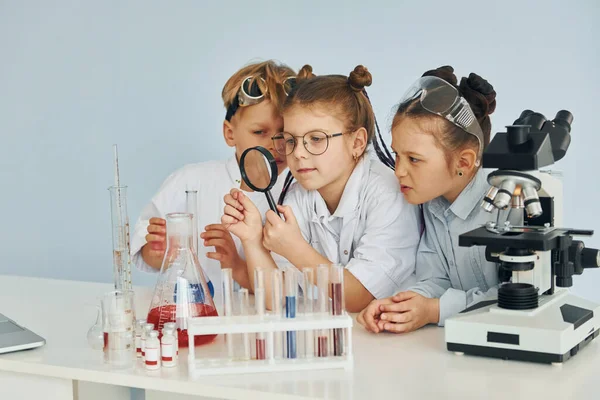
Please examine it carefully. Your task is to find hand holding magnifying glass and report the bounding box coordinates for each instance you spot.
[221,146,281,243]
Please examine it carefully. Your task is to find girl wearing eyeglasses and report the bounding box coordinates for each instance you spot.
[358,66,505,333]
[222,65,421,312]
[131,60,296,297]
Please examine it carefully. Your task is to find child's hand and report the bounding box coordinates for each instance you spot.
[221,189,263,244]
[376,292,440,334]
[141,217,167,269]
[357,297,395,333]
[201,224,243,269]
[262,205,305,259]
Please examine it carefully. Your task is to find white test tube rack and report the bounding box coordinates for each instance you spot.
[186,313,353,377]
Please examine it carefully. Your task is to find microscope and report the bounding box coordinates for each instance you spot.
[445,110,600,364]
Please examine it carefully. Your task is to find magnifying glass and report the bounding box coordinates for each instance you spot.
[239,146,280,216]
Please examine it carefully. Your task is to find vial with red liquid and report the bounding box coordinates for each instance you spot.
[330,264,345,357]
[145,330,161,370]
[161,326,177,368]
[316,265,330,358]
[146,213,218,348]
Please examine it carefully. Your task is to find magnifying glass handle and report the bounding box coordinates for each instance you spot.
[265,191,281,217]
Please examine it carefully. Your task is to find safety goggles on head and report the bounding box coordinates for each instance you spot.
[400,76,484,160]
[225,75,297,121]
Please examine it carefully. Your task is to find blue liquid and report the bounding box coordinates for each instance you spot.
[286,296,297,359]
[173,280,214,303]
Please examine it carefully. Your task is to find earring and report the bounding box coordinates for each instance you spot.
[353,153,359,161]
[457,170,464,177]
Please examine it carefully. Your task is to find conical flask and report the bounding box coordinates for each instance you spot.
[147,212,218,347]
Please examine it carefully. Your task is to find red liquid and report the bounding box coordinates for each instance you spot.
[103,332,108,352]
[256,338,266,360]
[318,335,328,357]
[147,303,218,348]
[331,282,344,356]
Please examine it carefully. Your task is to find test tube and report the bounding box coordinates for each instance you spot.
[303,268,315,359]
[285,269,298,359]
[222,268,235,361]
[185,190,199,256]
[272,269,284,360]
[331,264,345,356]
[316,265,329,357]
[254,268,267,360]
[239,288,251,360]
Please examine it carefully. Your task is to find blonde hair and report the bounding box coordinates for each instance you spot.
[222,60,296,117]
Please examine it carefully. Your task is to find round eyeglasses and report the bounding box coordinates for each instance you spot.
[272,131,345,156]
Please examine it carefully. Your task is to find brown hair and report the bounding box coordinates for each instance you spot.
[393,65,497,164]
[222,60,296,117]
[282,64,375,148]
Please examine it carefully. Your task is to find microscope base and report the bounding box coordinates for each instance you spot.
[445,289,600,363]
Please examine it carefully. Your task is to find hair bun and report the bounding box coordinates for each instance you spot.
[297,64,316,81]
[459,72,497,117]
[422,65,458,86]
[348,65,372,92]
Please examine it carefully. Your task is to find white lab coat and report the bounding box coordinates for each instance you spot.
[279,157,421,299]
[130,156,286,300]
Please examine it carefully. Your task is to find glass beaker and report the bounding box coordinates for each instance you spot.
[101,290,136,367]
[147,213,218,348]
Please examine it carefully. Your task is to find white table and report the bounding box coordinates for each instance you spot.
[0,275,599,400]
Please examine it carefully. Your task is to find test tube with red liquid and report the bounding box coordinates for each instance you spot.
[316,265,329,358]
[331,264,345,356]
[303,268,315,358]
[254,268,267,360]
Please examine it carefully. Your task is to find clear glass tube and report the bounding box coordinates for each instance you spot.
[222,268,235,360]
[272,269,284,359]
[108,185,132,291]
[185,190,199,257]
[330,264,345,356]
[316,265,330,358]
[285,269,298,359]
[254,268,267,360]
[239,288,251,360]
[303,268,315,358]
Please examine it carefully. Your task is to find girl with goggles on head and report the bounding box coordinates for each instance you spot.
[221,65,421,312]
[131,60,297,297]
[358,65,508,334]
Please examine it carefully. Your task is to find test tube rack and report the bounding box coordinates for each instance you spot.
[186,312,353,377]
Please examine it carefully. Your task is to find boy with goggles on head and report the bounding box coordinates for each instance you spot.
[131,60,296,296]
[221,65,421,312]
[358,66,509,334]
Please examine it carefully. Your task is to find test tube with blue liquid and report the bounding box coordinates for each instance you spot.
[285,269,298,359]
